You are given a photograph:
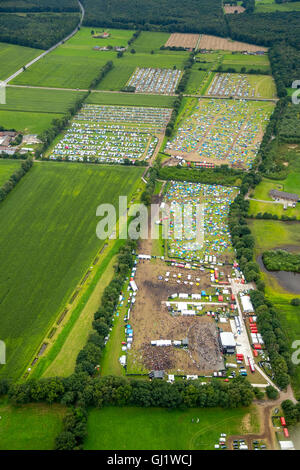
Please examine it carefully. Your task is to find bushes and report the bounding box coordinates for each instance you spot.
[282,399,300,426]
[55,407,88,450]
[262,250,300,273]
[165,95,183,137]
[158,165,242,187]
[0,156,33,203]
[266,385,279,400]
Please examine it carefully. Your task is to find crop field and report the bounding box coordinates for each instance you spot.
[0,160,21,185]
[206,73,276,99]
[127,67,182,94]
[164,182,238,262]
[165,98,274,168]
[86,91,175,108]
[255,0,300,12]
[2,87,86,113]
[0,399,65,450]
[184,70,209,95]
[0,162,143,380]
[0,42,42,81]
[134,31,171,53]
[49,104,171,163]
[0,110,63,134]
[165,33,200,50]
[198,35,268,53]
[84,406,257,450]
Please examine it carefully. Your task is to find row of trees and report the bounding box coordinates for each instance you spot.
[262,250,300,273]
[165,94,183,137]
[0,157,33,203]
[158,165,242,187]
[89,61,113,89]
[175,53,195,94]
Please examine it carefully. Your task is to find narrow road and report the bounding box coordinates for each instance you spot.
[3,0,85,84]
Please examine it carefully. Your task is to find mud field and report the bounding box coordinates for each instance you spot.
[128,260,224,374]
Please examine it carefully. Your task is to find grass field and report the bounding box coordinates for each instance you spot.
[2,87,86,113]
[0,42,42,81]
[87,91,175,108]
[84,406,259,450]
[0,110,63,134]
[0,162,143,380]
[0,398,65,450]
[0,160,21,185]
[255,1,300,12]
[195,51,271,74]
[11,27,134,89]
[185,70,209,94]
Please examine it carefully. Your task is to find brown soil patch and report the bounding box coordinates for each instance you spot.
[224,5,245,14]
[165,33,200,49]
[198,35,267,53]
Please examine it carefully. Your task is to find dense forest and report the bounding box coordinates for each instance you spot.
[228,11,300,48]
[81,0,228,36]
[0,0,79,12]
[0,13,80,49]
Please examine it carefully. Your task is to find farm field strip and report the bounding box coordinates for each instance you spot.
[0,160,22,186]
[198,34,268,53]
[0,42,43,81]
[49,104,172,163]
[165,33,200,50]
[0,163,143,380]
[165,99,274,168]
[127,67,182,94]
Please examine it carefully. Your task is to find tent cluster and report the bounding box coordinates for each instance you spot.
[164,182,238,261]
[166,99,272,168]
[127,67,182,94]
[207,73,258,99]
[48,104,173,163]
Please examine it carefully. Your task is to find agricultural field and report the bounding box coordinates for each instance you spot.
[126,67,182,94]
[0,42,42,81]
[0,162,143,380]
[0,110,63,134]
[11,27,134,89]
[86,91,175,108]
[198,35,267,53]
[1,86,86,114]
[255,0,300,12]
[185,70,210,95]
[0,160,22,186]
[165,98,274,168]
[195,50,271,74]
[206,73,276,99]
[165,33,200,50]
[84,406,258,450]
[49,104,172,163]
[164,182,238,262]
[0,399,65,450]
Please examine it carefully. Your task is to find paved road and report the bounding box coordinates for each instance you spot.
[3,0,85,84]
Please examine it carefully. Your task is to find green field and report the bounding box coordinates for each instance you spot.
[86,91,175,107]
[256,1,300,12]
[0,162,143,380]
[84,406,258,450]
[185,70,209,94]
[11,27,134,89]
[195,51,271,74]
[0,42,42,81]
[0,398,65,450]
[0,110,63,134]
[133,31,171,53]
[0,160,22,185]
[2,87,86,113]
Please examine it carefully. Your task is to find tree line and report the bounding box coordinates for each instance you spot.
[0,0,80,13]
[0,157,33,203]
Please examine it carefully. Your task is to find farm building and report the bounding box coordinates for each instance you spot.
[219,332,236,354]
[241,295,254,314]
[269,190,299,207]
